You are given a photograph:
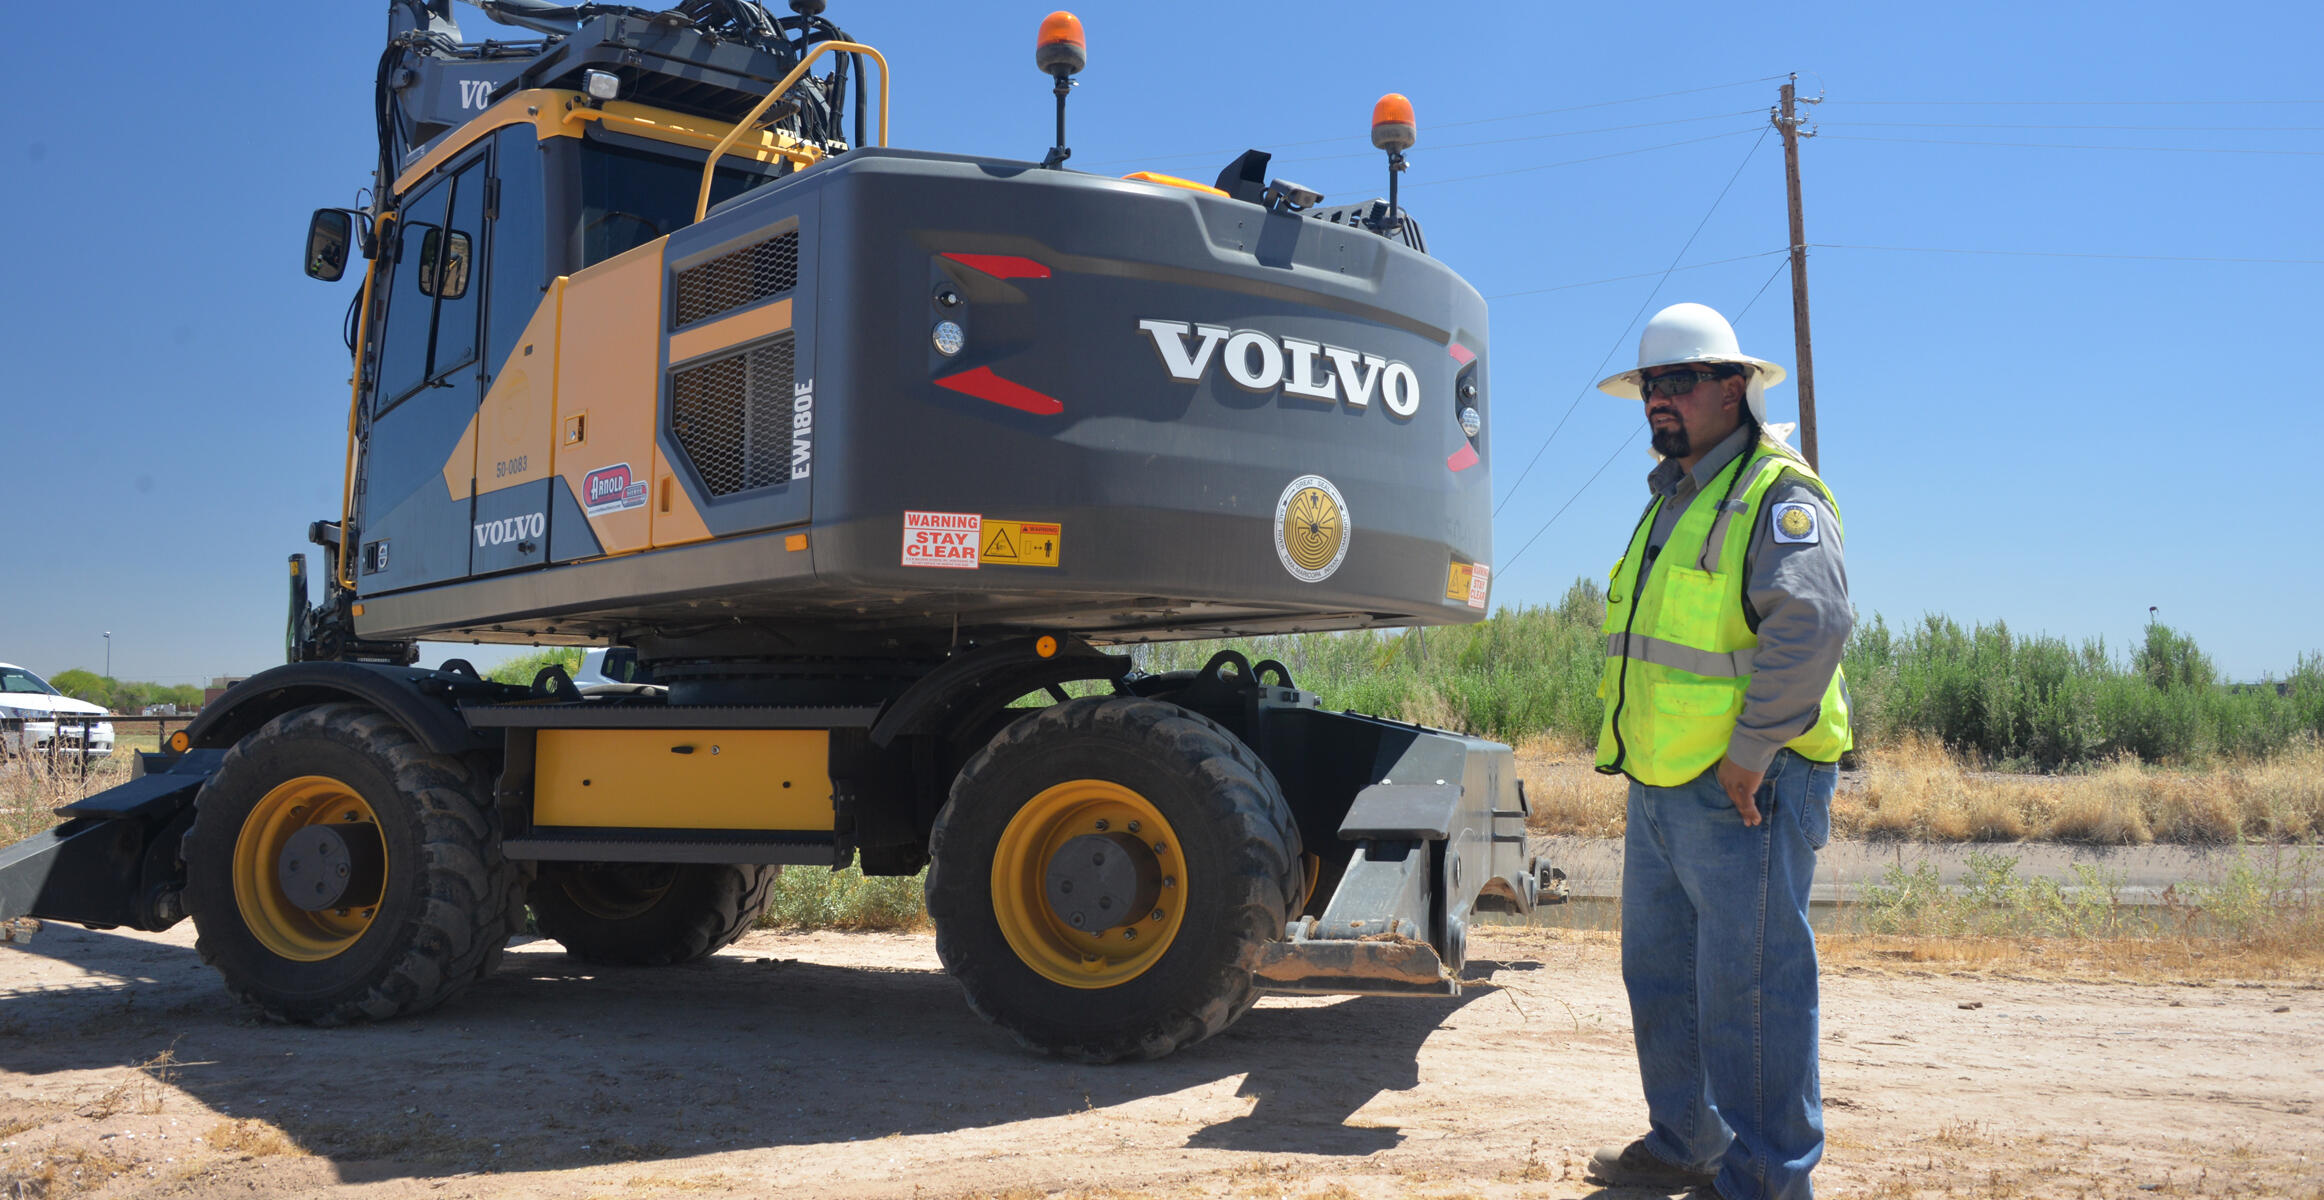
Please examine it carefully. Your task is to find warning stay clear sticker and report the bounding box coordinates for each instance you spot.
[902,511,983,568]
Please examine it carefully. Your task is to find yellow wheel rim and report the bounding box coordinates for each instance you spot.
[991,779,1186,989]
[231,775,387,962]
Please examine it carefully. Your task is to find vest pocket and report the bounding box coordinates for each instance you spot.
[1655,566,1730,648]
[1651,681,1742,718]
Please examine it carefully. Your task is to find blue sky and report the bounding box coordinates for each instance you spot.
[2,1,2317,687]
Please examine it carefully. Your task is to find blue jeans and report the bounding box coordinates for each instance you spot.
[1621,748,1835,1200]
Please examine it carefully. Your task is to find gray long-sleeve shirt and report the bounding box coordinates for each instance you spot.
[1637,424,1852,773]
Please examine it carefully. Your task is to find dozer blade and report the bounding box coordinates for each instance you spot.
[1255,929,1456,998]
[1248,717,1556,999]
[0,751,217,934]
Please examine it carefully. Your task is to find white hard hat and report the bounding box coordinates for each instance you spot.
[1597,302,1788,424]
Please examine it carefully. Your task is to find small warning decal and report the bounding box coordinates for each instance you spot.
[902,510,983,568]
[982,520,1061,567]
[1446,561,1490,609]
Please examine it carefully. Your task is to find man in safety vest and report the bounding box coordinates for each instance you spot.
[1583,302,1851,1200]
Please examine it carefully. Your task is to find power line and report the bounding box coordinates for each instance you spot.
[1820,134,2324,156]
[1498,424,1644,575]
[1839,97,2324,107]
[1732,256,1793,323]
[1483,249,1788,302]
[1498,253,1793,578]
[1492,126,1772,516]
[1284,109,1767,164]
[1833,120,2324,132]
[1083,75,1788,169]
[1815,242,2324,266]
[1392,127,1764,194]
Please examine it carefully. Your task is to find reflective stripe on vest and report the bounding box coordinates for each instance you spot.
[1594,437,1853,787]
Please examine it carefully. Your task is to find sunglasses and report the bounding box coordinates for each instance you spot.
[1640,367,1739,399]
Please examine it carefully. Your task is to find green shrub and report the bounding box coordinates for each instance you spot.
[757,856,927,931]
[486,647,585,687]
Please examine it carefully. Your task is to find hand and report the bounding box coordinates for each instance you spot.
[1716,755,1765,826]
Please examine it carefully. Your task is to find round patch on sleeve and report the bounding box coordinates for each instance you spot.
[1772,501,1819,544]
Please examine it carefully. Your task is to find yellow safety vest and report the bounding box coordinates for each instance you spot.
[1594,436,1852,787]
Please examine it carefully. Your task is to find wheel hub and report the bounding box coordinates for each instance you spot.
[1043,833,1160,933]
[276,824,386,912]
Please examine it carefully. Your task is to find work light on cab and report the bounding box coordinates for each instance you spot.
[1037,11,1086,168]
[1372,92,1416,231]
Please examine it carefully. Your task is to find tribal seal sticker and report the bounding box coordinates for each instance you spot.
[1275,474,1350,583]
[1772,501,1819,545]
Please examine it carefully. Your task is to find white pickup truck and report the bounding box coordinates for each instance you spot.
[0,663,114,757]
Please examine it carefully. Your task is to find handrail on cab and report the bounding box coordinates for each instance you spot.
[695,40,890,223]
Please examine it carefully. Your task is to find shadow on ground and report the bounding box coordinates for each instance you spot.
[0,925,1509,1181]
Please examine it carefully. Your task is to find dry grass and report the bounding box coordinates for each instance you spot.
[1845,735,2324,844]
[0,1144,129,1200]
[204,1118,308,1159]
[1819,930,2324,981]
[0,747,135,844]
[1512,735,1627,837]
[1521,733,2324,844]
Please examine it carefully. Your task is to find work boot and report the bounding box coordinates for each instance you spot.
[1585,1138,1719,1191]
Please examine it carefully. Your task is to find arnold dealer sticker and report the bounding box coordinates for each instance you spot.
[1274,474,1350,583]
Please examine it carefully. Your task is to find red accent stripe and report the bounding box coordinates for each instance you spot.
[934,366,1064,416]
[1447,343,1476,365]
[941,253,1052,279]
[1446,443,1480,472]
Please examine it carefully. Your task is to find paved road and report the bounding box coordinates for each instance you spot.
[1529,835,2308,904]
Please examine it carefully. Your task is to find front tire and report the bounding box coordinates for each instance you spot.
[182,703,518,1024]
[926,697,1302,1062]
[527,862,780,965]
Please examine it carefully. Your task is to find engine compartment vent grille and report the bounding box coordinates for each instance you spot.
[669,335,795,498]
[672,231,799,329]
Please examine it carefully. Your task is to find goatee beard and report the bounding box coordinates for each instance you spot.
[1651,424,1692,459]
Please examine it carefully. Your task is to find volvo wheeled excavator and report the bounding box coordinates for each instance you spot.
[0,0,1561,1061]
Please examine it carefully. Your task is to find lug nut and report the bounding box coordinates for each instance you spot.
[1122,928,1137,941]
[1153,842,1167,855]
[1127,821,1141,833]
[1094,819,1109,831]
[1163,875,1176,888]
[1150,908,1165,922]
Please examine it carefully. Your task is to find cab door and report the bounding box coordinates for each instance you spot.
[467,127,557,576]
[355,153,491,594]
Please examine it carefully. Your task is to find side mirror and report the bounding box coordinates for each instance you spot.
[599,647,649,684]
[418,226,472,299]
[304,209,352,281]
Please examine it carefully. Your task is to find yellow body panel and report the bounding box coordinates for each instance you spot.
[1121,171,1229,197]
[441,414,478,502]
[394,89,829,198]
[476,280,565,495]
[553,242,666,556]
[532,729,834,830]
[669,296,792,364]
[649,439,716,548]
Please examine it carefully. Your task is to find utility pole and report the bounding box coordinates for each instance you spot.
[1773,75,1821,470]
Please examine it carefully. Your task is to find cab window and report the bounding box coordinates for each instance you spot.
[374,157,488,410]
[573,140,774,269]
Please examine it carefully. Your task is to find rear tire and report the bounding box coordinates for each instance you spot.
[527,862,780,965]
[926,697,1301,1062]
[182,703,518,1024]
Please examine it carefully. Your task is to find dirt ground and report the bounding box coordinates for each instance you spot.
[2,922,2318,1199]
